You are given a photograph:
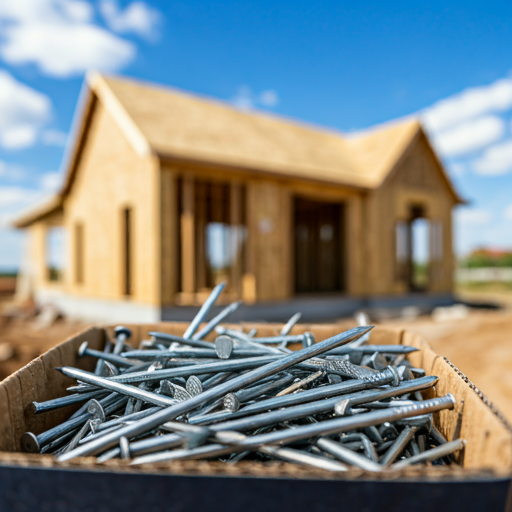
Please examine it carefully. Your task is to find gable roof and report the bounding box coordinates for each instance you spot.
[94,73,425,189]
[13,73,464,228]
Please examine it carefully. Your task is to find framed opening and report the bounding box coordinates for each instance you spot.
[395,205,432,292]
[178,178,247,299]
[411,216,430,291]
[46,226,65,282]
[122,207,132,296]
[294,197,345,294]
[74,222,84,284]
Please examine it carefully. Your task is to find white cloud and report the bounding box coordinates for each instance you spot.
[448,162,465,177]
[0,186,40,208]
[232,86,280,110]
[0,70,51,149]
[1,23,135,78]
[232,86,253,110]
[99,0,161,40]
[259,90,279,108]
[1,125,38,149]
[40,171,63,192]
[474,140,512,176]
[0,185,55,228]
[503,204,512,220]
[0,0,136,77]
[0,162,28,183]
[41,129,68,146]
[0,0,94,24]
[431,116,504,157]
[422,77,512,132]
[456,208,492,226]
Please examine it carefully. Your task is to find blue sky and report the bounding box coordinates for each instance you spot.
[1,0,512,270]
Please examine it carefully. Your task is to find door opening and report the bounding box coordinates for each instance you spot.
[396,205,430,292]
[294,197,345,294]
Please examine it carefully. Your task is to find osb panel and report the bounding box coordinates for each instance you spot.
[345,195,364,296]
[62,101,160,305]
[0,323,511,478]
[247,182,292,302]
[364,133,456,296]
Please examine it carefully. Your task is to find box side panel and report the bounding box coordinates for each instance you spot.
[0,327,104,449]
[0,385,15,451]
[402,330,512,470]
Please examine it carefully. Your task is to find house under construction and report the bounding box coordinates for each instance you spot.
[13,73,463,322]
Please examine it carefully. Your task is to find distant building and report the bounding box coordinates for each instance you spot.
[466,248,512,265]
[13,73,464,322]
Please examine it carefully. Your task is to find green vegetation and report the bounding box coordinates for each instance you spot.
[461,249,512,268]
[412,263,428,289]
[457,281,512,292]
[48,267,61,282]
[0,272,17,278]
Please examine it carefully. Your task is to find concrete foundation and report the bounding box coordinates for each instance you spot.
[35,289,160,324]
[36,288,455,324]
[161,293,456,324]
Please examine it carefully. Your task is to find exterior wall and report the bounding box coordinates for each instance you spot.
[246,180,292,302]
[160,161,365,304]
[59,101,160,306]
[285,180,365,298]
[363,133,456,296]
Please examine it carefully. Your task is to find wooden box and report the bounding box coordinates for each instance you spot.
[0,323,510,512]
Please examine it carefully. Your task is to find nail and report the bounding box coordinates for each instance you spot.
[130,395,456,465]
[113,326,132,355]
[192,300,241,340]
[275,370,323,397]
[260,445,348,472]
[390,438,466,470]
[31,389,107,414]
[56,367,179,408]
[280,313,302,336]
[190,367,401,425]
[380,426,419,467]
[79,341,139,368]
[183,283,226,339]
[58,325,373,461]
[316,438,382,472]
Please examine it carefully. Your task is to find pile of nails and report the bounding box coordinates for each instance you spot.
[22,283,466,472]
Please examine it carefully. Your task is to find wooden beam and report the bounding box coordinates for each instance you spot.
[230,182,243,298]
[160,169,178,303]
[181,176,195,296]
[195,181,207,291]
[243,183,257,303]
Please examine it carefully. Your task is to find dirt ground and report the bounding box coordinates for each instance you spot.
[1,278,512,421]
[0,315,88,381]
[0,277,88,380]
[382,309,512,421]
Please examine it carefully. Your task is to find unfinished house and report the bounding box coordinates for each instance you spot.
[13,73,464,322]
